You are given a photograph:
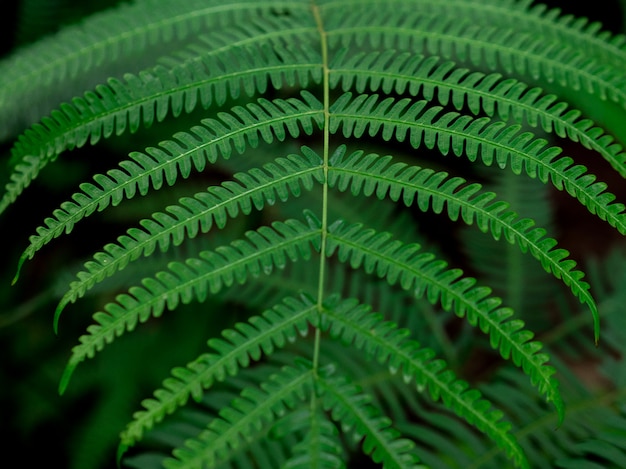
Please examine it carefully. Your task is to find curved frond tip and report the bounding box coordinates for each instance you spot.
[58,214,322,392]
[325,220,564,422]
[327,144,600,342]
[318,295,529,467]
[14,91,324,285]
[48,147,323,329]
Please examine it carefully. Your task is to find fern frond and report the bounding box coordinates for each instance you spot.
[281,409,345,469]
[1,41,322,216]
[318,295,528,468]
[327,146,597,337]
[513,4,626,72]
[460,167,558,318]
[398,406,493,468]
[321,0,626,71]
[475,366,626,469]
[121,363,304,468]
[325,220,564,420]
[220,255,439,351]
[58,216,322,387]
[9,41,320,162]
[118,294,316,448]
[19,130,323,288]
[292,339,488,468]
[317,373,424,468]
[325,9,626,109]
[508,2,626,71]
[330,93,626,240]
[398,394,504,468]
[330,50,626,177]
[0,0,314,139]
[557,439,626,469]
[157,13,318,67]
[162,360,317,469]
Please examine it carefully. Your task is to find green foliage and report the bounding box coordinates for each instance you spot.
[2,0,626,468]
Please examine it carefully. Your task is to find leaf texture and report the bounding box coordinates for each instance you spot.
[27,139,323,311]
[1,40,323,215]
[318,0,626,68]
[119,294,317,448]
[3,1,626,468]
[478,367,626,469]
[317,295,528,468]
[0,0,315,139]
[330,93,626,241]
[15,92,323,279]
[324,7,626,110]
[327,145,599,340]
[317,373,424,468]
[282,409,346,469]
[325,220,564,421]
[330,50,626,177]
[163,361,317,469]
[59,216,322,390]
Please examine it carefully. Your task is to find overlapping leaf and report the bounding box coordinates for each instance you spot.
[330,50,626,177]
[317,374,424,468]
[320,0,626,72]
[59,216,322,389]
[3,1,626,468]
[281,408,345,469]
[0,0,316,139]
[325,220,563,420]
[162,361,317,469]
[119,294,317,448]
[326,145,599,339]
[330,93,626,240]
[317,295,528,468]
[324,8,626,112]
[1,40,322,216]
[18,119,322,309]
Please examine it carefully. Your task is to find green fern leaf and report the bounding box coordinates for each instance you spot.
[460,167,558,315]
[500,2,626,71]
[477,366,626,469]
[330,50,626,177]
[322,0,626,71]
[330,93,626,241]
[318,295,528,469]
[396,396,497,468]
[14,92,322,281]
[1,41,322,216]
[58,216,322,390]
[0,0,314,139]
[4,2,626,468]
[119,294,317,448]
[327,145,598,340]
[21,137,323,300]
[130,361,304,469]
[317,373,424,468]
[325,220,564,421]
[162,360,317,469]
[13,92,322,269]
[325,8,626,110]
[9,40,321,161]
[282,409,345,469]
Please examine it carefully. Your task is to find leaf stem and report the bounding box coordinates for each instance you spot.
[311,0,330,381]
